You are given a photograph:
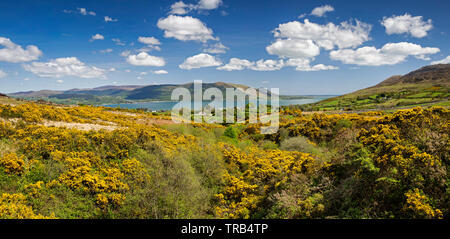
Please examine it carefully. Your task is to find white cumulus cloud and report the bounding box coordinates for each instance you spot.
[78,8,96,16]
[153,70,168,74]
[218,58,337,72]
[170,1,195,15]
[203,42,228,54]
[64,8,95,16]
[169,0,222,15]
[308,64,338,71]
[266,39,320,59]
[90,34,104,41]
[138,37,162,51]
[286,58,338,71]
[157,15,217,42]
[250,59,285,71]
[431,56,450,65]
[381,13,433,38]
[126,52,166,67]
[264,18,370,70]
[138,37,161,46]
[179,53,222,70]
[330,42,440,66]
[310,5,334,17]
[0,37,43,63]
[218,58,284,71]
[198,0,222,10]
[217,58,254,71]
[273,19,371,50]
[23,57,106,79]
[104,16,118,22]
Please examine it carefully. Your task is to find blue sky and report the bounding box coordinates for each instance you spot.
[0,0,449,94]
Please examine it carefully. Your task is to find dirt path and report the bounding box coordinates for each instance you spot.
[43,120,121,131]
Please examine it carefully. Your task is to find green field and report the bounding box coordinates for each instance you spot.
[300,64,450,111]
[300,83,449,111]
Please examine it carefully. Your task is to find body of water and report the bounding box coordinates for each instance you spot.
[103,96,334,111]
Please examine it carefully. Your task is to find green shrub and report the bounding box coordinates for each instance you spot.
[335,119,352,131]
[223,126,238,139]
[260,140,278,150]
[280,136,317,154]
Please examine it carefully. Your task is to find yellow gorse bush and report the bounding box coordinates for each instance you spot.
[404,188,443,219]
[0,193,55,219]
[24,181,44,197]
[215,143,321,218]
[122,158,151,185]
[46,152,130,201]
[96,193,126,209]
[0,152,25,175]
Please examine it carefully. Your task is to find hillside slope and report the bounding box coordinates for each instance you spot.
[126,82,256,100]
[9,82,268,104]
[302,64,450,111]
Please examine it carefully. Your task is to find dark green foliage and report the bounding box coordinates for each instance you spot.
[223,126,238,139]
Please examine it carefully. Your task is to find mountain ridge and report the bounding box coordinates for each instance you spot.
[375,64,450,87]
[8,82,286,105]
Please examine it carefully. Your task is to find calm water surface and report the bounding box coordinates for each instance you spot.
[103,96,334,111]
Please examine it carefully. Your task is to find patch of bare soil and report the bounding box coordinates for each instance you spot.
[107,110,139,117]
[43,120,121,131]
[138,118,176,125]
[107,110,176,125]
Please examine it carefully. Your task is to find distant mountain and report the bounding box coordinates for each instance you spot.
[126,82,260,101]
[302,64,450,111]
[9,82,284,105]
[66,85,148,97]
[12,90,62,98]
[375,64,450,87]
[91,85,147,91]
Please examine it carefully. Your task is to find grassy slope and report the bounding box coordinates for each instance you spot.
[302,65,450,111]
[307,83,449,111]
[0,96,24,105]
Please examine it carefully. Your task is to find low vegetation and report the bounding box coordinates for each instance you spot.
[0,98,448,219]
[301,64,450,111]
[301,84,449,111]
